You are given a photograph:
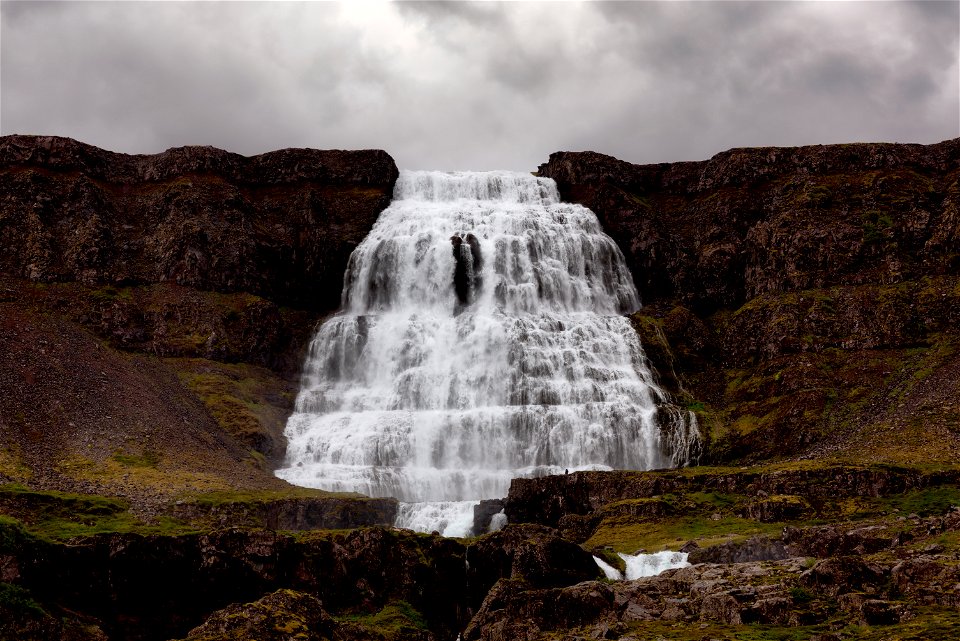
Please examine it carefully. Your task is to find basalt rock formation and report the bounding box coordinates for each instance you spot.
[0,521,466,641]
[0,135,397,311]
[0,135,397,501]
[539,140,960,463]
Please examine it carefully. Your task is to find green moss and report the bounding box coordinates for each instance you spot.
[339,601,428,636]
[0,582,47,619]
[113,449,161,468]
[171,358,295,463]
[89,285,133,302]
[0,485,199,540]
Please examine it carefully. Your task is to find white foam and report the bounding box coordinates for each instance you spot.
[593,555,624,580]
[620,551,690,579]
[395,500,478,538]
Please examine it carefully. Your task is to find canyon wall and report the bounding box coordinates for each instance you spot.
[539,140,960,462]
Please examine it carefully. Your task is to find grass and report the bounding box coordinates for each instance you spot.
[0,484,197,541]
[585,514,784,553]
[338,601,428,637]
[56,453,235,495]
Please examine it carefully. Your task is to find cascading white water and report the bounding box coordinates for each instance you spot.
[276,170,699,534]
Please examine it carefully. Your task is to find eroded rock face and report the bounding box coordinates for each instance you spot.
[539,140,960,462]
[505,466,957,532]
[539,141,960,312]
[0,136,399,493]
[0,135,398,311]
[6,525,466,641]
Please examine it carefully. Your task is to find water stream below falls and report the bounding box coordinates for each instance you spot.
[276,170,699,535]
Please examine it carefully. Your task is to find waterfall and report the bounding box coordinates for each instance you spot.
[275,170,699,532]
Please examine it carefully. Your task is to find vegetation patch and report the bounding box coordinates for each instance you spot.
[339,600,428,637]
[0,484,198,540]
[0,582,47,619]
[585,514,783,553]
[170,357,295,465]
[113,449,161,468]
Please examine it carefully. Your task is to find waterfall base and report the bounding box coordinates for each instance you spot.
[594,551,691,580]
[394,501,479,538]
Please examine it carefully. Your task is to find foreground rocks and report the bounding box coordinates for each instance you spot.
[1,523,466,641]
[4,465,960,641]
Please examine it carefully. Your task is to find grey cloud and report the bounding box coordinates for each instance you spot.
[2,1,957,170]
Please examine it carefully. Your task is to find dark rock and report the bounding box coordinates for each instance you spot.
[463,579,618,641]
[783,522,903,558]
[799,557,888,597]
[739,495,812,523]
[687,536,788,564]
[539,140,960,312]
[180,589,337,641]
[699,592,741,625]
[465,524,601,611]
[167,495,399,531]
[539,140,960,462]
[838,595,912,626]
[472,498,505,536]
[6,524,467,641]
[679,540,699,554]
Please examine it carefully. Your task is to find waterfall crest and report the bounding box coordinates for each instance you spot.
[276,170,699,510]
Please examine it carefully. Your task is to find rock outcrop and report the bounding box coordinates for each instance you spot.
[539,141,960,311]
[1,522,466,641]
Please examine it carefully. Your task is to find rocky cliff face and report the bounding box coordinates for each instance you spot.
[0,135,397,310]
[540,141,960,311]
[0,135,397,502]
[539,140,960,462]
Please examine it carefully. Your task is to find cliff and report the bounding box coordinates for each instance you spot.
[539,140,960,463]
[0,134,397,311]
[0,135,397,506]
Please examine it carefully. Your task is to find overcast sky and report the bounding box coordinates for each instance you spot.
[2,1,958,170]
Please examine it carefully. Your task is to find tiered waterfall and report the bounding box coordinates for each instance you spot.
[276,171,699,534]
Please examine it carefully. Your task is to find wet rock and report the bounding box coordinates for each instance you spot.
[465,524,601,610]
[472,499,505,536]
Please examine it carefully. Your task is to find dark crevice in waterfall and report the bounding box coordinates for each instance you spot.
[452,232,483,311]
